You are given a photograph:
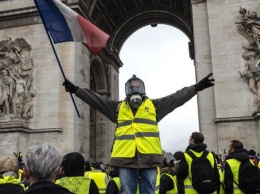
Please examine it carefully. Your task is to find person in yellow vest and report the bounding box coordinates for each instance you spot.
[159,163,178,194]
[176,132,220,194]
[56,152,99,194]
[63,73,215,194]
[86,162,108,194]
[106,166,121,194]
[0,156,24,194]
[84,160,92,178]
[212,152,225,194]
[224,140,250,194]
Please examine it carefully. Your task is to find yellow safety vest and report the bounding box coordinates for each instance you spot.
[88,171,107,194]
[183,150,217,194]
[84,171,91,178]
[160,173,178,194]
[225,159,246,194]
[55,176,91,194]
[218,164,224,194]
[0,171,24,190]
[112,99,162,158]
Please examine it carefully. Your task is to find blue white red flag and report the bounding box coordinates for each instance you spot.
[34,0,110,55]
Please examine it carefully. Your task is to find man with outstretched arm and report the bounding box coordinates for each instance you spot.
[63,73,215,194]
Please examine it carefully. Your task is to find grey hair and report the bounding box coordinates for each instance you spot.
[24,143,62,181]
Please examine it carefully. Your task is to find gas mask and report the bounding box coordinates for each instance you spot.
[125,75,146,109]
[129,94,143,109]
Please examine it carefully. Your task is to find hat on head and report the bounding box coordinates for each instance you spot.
[85,160,91,171]
[62,152,85,177]
[173,151,184,161]
[0,157,19,174]
[249,149,256,156]
[92,162,101,170]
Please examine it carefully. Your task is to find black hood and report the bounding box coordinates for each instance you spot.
[186,143,207,152]
[226,148,249,162]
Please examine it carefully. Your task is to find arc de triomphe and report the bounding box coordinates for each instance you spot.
[0,0,259,163]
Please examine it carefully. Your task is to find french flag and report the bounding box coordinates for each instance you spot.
[34,0,110,55]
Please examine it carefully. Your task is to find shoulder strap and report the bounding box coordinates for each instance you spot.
[186,150,196,159]
[187,150,209,159]
[201,150,209,158]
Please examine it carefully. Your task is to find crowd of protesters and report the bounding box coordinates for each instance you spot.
[0,132,260,194]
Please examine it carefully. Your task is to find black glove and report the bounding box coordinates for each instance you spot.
[63,79,79,93]
[194,73,215,91]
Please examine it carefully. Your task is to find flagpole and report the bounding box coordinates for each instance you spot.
[45,32,81,118]
[34,0,80,118]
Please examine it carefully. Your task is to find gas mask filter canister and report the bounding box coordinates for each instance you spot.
[129,94,142,109]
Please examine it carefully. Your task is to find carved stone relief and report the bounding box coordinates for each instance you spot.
[0,37,36,120]
[237,4,260,110]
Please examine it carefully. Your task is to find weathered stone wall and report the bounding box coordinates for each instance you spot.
[0,0,117,164]
[192,0,260,153]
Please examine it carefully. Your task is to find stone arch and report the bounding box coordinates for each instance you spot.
[107,12,192,53]
[0,0,195,163]
[82,0,194,162]
[83,0,194,62]
[90,56,110,94]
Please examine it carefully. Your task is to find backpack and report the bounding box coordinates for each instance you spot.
[187,150,218,194]
[236,160,260,194]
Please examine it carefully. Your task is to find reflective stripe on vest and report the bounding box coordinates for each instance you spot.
[112,99,162,158]
[183,150,217,194]
[225,159,245,194]
[88,171,107,194]
[55,176,91,194]
[160,173,178,194]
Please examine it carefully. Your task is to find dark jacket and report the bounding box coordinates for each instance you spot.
[24,181,73,194]
[0,183,24,194]
[224,149,249,194]
[76,86,197,168]
[176,143,220,194]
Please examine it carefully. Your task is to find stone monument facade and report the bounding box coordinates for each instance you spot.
[0,0,118,164]
[1,0,260,163]
[192,0,260,153]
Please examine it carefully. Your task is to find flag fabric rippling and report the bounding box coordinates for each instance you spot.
[34,0,109,55]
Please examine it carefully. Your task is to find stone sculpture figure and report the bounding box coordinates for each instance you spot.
[237,4,260,111]
[0,68,15,114]
[0,38,36,119]
[22,89,36,119]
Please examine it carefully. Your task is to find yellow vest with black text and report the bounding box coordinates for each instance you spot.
[225,159,246,194]
[183,150,217,194]
[55,176,91,194]
[160,173,178,194]
[88,171,107,194]
[112,99,162,158]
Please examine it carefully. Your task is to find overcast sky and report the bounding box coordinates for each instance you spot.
[118,24,199,154]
